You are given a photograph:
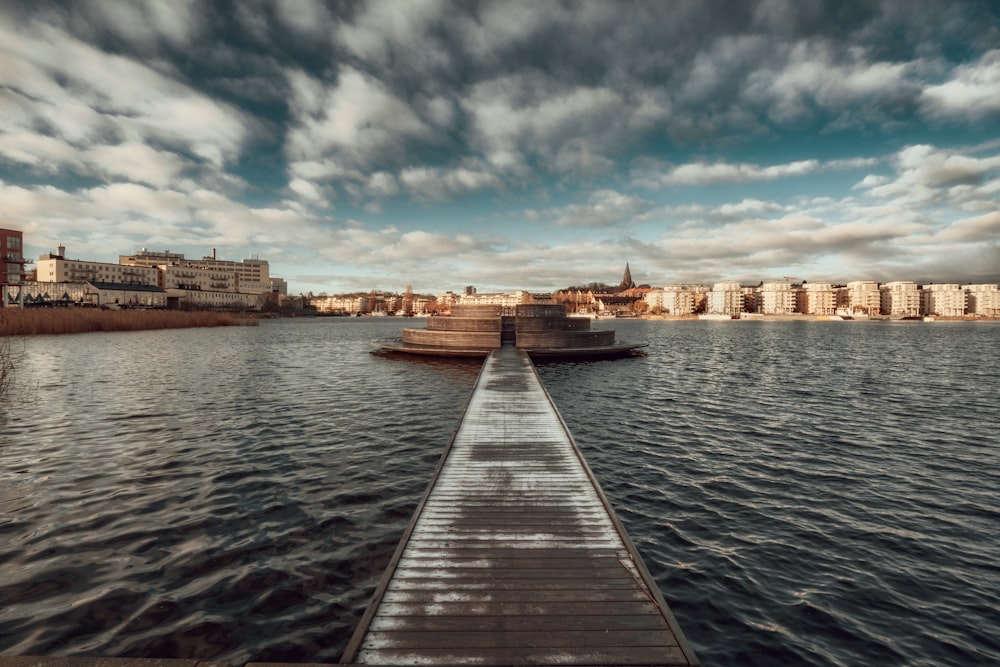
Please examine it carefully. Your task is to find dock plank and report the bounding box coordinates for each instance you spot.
[341,346,698,666]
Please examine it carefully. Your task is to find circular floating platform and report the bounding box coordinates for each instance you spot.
[375,304,647,361]
[375,339,647,360]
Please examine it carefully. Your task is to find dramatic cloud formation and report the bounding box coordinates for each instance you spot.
[1,0,998,293]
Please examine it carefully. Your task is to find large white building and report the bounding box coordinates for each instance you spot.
[922,284,966,317]
[842,281,881,316]
[798,282,837,315]
[758,281,798,315]
[964,284,1000,317]
[32,246,283,310]
[455,291,530,308]
[706,281,746,316]
[881,281,921,317]
[121,249,273,295]
[643,285,699,315]
[37,246,158,286]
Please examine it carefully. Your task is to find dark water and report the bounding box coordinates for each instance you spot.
[1,318,997,666]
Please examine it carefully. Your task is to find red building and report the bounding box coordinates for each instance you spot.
[1,228,27,284]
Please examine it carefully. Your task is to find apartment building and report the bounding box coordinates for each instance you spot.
[922,284,967,317]
[798,282,837,315]
[121,249,272,294]
[758,281,798,315]
[964,284,1000,317]
[842,281,881,316]
[456,291,530,308]
[706,281,746,316]
[881,281,921,317]
[37,246,158,286]
[643,285,698,315]
[312,295,362,313]
[1,228,28,284]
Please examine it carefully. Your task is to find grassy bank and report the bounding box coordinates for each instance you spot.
[0,308,257,336]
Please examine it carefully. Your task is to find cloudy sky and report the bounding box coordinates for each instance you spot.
[2,0,999,294]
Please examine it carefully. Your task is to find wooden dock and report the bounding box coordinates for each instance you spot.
[341,346,698,666]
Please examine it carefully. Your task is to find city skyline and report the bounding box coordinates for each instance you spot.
[2,1,999,295]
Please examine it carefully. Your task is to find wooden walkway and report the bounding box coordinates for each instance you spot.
[341,346,698,666]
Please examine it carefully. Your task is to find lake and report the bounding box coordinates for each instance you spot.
[1,317,997,666]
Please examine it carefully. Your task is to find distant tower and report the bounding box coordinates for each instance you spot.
[618,262,636,292]
[404,283,414,315]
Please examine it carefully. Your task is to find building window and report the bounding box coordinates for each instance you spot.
[6,236,20,250]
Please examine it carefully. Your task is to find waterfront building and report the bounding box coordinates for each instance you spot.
[706,281,746,316]
[842,281,881,316]
[2,280,165,308]
[457,290,531,308]
[758,281,798,315]
[3,281,88,307]
[37,246,159,286]
[121,249,273,295]
[964,284,1000,317]
[1,228,28,284]
[881,281,921,317]
[269,277,288,296]
[643,285,699,315]
[313,294,364,314]
[921,284,966,317]
[30,246,282,310]
[798,282,837,315]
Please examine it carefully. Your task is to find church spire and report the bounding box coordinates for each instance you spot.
[618,262,635,292]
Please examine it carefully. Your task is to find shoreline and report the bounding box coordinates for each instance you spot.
[0,309,258,336]
[637,313,999,322]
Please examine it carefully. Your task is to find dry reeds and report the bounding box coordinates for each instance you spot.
[0,308,258,337]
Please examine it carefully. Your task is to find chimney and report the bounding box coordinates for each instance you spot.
[57,244,65,258]
[212,248,216,260]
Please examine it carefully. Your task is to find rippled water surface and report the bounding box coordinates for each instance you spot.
[2,318,998,666]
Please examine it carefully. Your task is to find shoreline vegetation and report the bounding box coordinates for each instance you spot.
[0,308,258,337]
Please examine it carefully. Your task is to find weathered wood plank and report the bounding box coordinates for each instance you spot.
[371,600,664,618]
[367,614,671,633]
[355,646,691,666]
[361,629,679,650]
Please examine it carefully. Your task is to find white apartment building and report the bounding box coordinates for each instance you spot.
[456,291,530,308]
[313,295,364,313]
[964,284,1000,317]
[121,249,273,294]
[32,246,283,310]
[644,285,698,315]
[798,282,836,315]
[921,284,966,317]
[36,246,159,286]
[706,281,746,316]
[758,281,798,315]
[168,288,258,309]
[880,281,921,317]
[842,281,881,316]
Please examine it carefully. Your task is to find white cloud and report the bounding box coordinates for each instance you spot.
[398,164,504,201]
[462,73,665,179]
[82,0,204,49]
[285,66,437,169]
[921,50,1000,121]
[0,19,247,183]
[543,190,653,228]
[334,0,447,65]
[288,178,328,205]
[742,41,918,124]
[632,158,820,188]
[274,0,332,40]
